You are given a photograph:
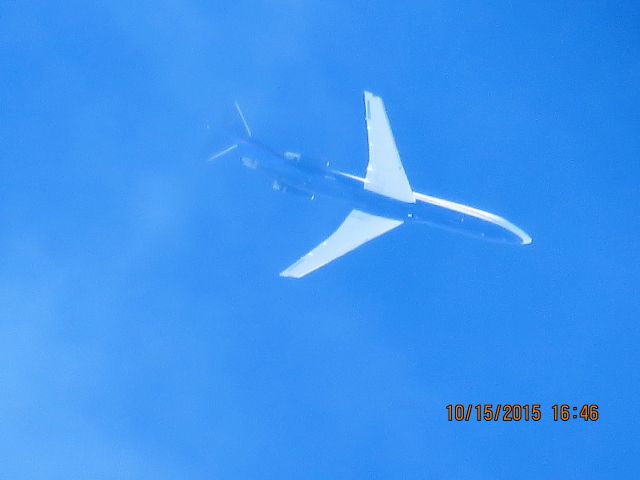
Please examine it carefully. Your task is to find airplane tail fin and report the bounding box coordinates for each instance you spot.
[207,101,252,162]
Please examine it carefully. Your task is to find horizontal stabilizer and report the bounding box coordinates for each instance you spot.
[207,143,238,161]
[234,101,252,138]
[280,209,402,278]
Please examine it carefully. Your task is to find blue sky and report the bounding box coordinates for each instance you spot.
[1,1,639,478]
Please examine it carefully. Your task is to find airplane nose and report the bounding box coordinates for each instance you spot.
[500,221,532,245]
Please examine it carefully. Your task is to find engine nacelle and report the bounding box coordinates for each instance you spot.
[241,157,258,169]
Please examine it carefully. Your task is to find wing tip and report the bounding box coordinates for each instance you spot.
[279,269,301,279]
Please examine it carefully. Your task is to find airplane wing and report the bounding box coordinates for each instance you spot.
[280,209,402,278]
[363,91,415,203]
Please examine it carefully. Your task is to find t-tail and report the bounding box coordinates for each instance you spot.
[208,101,252,161]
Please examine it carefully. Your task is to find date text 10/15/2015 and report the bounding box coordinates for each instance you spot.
[446,404,599,422]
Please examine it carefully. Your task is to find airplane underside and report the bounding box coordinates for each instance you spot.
[213,91,531,278]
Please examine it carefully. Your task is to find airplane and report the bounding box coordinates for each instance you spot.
[210,91,532,278]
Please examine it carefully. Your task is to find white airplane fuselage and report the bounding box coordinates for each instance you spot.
[237,138,531,246]
[213,91,531,277]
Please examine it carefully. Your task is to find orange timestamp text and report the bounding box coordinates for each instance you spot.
[446,404,599,422]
